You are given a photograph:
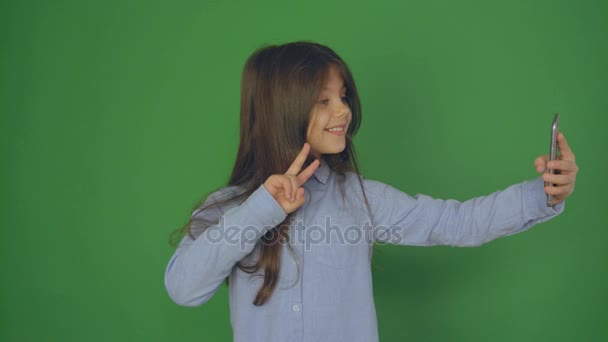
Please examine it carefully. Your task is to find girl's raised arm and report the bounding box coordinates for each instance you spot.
[164,143,319,307]
[366,132,577,247]
[365,177,565,247]
[164,184,286,306]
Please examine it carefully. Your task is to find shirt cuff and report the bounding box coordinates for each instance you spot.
[206,184,287,262]
[522,176,566,220]
[241,183,288,229]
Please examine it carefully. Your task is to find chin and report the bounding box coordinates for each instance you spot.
[324,146,346,155]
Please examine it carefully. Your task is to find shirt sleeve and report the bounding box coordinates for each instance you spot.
[364,176,565,247]
[164,184,287,307]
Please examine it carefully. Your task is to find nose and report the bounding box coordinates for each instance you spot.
[334,101,350,118]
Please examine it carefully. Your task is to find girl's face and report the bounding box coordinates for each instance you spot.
[306,66,352,159]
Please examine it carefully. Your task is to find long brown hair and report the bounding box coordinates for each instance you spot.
[170,41,375,306]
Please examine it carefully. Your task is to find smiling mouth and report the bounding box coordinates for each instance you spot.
[325,126,346,136]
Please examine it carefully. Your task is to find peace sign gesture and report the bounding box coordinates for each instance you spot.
[534,132,579,205]
[263,143,321,214]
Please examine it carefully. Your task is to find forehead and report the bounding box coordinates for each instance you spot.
[321,66,345,91]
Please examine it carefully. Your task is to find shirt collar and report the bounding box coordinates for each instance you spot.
[311,160,330,185]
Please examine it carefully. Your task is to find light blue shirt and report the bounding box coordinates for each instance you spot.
[164,161,565,341]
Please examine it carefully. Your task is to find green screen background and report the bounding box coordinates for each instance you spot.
[2,0,606,341]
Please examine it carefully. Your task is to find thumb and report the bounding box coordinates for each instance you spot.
[534,155,549,173]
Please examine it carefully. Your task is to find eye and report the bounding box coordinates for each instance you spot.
[319,99,329,105]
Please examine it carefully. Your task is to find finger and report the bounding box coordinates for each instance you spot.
[544,183,572,196]
[288,176,298,202]
[296,159,320,186]
[557,132,576,162]
[279,176,293,201]
[294,187,305,205]
[546,159,579,174]
[548,197,564,206]
[541,172,574,185]
[534,155,549,172]
[286,143,310,175]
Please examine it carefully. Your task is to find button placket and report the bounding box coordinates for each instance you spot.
[287,204,304,340]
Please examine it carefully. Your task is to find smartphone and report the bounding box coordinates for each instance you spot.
[545,113,560,206]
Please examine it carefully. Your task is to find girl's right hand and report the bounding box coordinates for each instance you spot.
[263,143,321,214]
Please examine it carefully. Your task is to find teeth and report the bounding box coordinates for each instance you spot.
[326,127,344,132]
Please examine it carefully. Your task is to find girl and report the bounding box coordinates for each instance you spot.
[164,41,578,342]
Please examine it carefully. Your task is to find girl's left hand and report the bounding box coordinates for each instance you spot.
[533,132,579,205]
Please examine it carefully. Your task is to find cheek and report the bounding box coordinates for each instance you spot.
[307,125,322,142]
[306,120,316,138]
[306,111,316,139]
[307,117,324,140]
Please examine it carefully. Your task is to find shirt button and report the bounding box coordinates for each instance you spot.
[292,304,300,312]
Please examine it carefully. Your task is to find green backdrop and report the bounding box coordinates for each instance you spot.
[2,0,606,341]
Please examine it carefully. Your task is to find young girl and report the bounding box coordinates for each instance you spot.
[164,41,578,342]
